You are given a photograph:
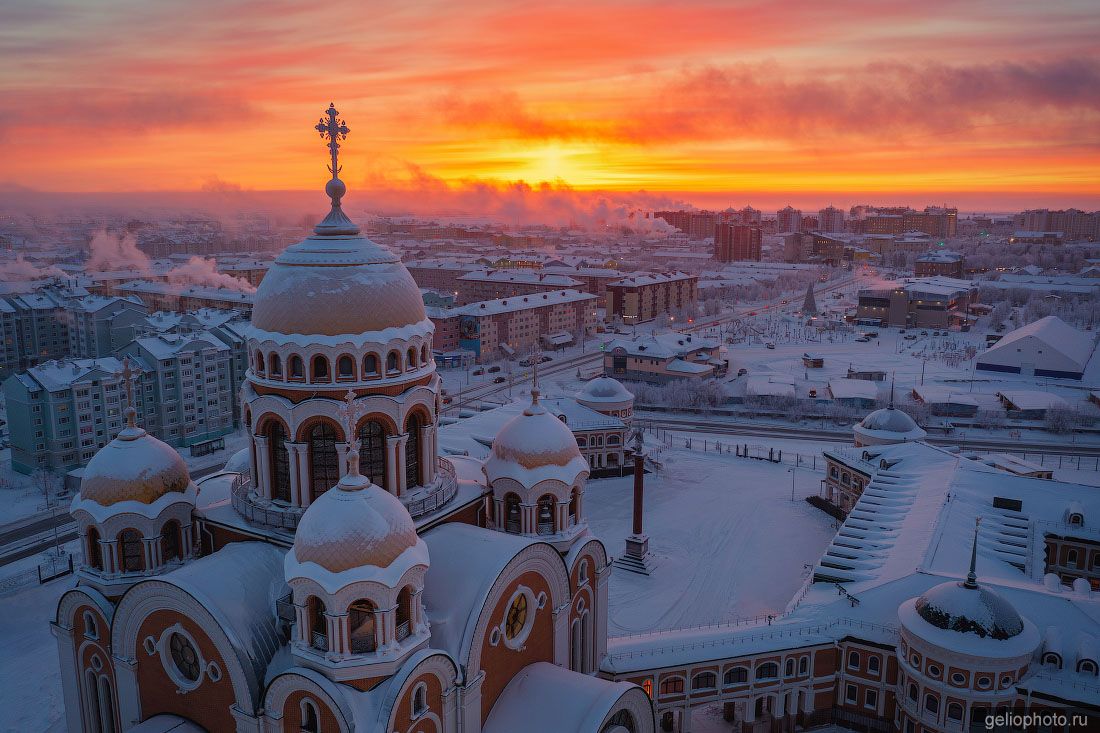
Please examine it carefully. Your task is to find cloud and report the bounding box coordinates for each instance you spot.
[0,255,66,281]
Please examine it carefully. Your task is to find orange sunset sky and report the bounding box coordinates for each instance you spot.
[1,0,1099,211]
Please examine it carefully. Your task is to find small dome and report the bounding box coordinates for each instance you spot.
[914,580,1025,640]
[293,475,420,574]
[577,377,634,404]
[485,397,589,484]
[860,407,919,433]
[251,236,427,338]
[80,424,191,506]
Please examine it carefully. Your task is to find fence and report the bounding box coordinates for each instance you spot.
[0,551,75,597]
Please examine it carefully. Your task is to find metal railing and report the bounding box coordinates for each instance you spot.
[230,474,303,530]
[396,621,411,641]
[505,519,521,533]
[350,634,376,654]
[275,593,296,624]
[403,458,460,519]
[537,522,555,536]
[310,632,328,652]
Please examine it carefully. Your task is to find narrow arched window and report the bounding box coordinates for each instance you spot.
[309,597,327,651]
[349,599,377,653]
[254,350,265,374]
[503,493,521,533]
[724,667,748,685]
[947,703,963,721]
[925,694,939,714]
[308,423,340,502]
[268,422,291,503]
[412,684,427,718]
[336,355,355,380]
[387,351,400,373]
[160,520,181,563]
[421,345,430,366]
[311,354,330,383]
[288,354,304,380]
[118,529,144,573]
[301,699,319,733]
[363,353,379,376]
[269,353,281,377]
[396,586,413,641]
[86,526,102,570]
[536,494,556,535]
[785,659,795,677]
[358,420,387,486]
[569,487,580,524]
[404,414,422,488]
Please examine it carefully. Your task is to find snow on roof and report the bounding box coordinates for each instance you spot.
[483,662,640,733]
[828,378,879,400]
[158,542,287,707]
[609,271,696,287]
[23,357,125,392]
[996,390,1070,411]
[911,385,978,406]
[457,270,581,286]
[666,359,714,374]
[421,523,545,664]
[745,375,796,398]
[603,332,719,360]
[983,316,1093,372]
[441,289,596,318]
[542,397,626,431]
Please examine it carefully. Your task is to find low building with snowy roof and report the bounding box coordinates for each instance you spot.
[603,332,724,383]
[996,389,1071,419]
[910,385,979,417]
[977,316,1094,380]
[745,375,797,403]
[827,378,880,408]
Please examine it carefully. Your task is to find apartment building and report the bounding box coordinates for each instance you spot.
[454,269,583,304]
[714,224,762,262]
[605,272,698,323]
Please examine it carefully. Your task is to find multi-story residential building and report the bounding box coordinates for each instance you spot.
[818,205,847,233]
[606,272,698,323]
[115,280,254,314]
[0,299,18,381]
[63,295,149,359]
[914,250,964,278]
[404,259,483,296]
[776,206,803,233]
[1014,209,1100,242]
[117,332,236,449]
[715,224,762,262]
[454,269,583,304]
[4,357,144,473]
[850,206,958,238]
[856,277,979,328]
[654,210,720,241]
[429,289,597,362]
[603,332,725,383]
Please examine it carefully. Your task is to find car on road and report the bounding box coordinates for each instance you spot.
[904,334,918,340]
[487,366,501,373]
[472,368,485,376]
[920,330,929,336]
[442,395,453,404]
[737,368,748,377]
[748,311,757,316]
[539,355,552,363]
[765,342,776,349]
[518,358,532,366]
[808,388,818,398]
[855,336,871,343]
[863,331,879,338]
[493,376,507,384]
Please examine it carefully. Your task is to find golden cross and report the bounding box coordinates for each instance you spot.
[315,103,350,179]
[118,357,143,427]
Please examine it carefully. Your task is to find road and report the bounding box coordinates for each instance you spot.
[638,413,1100,458]
[0,460,229,568]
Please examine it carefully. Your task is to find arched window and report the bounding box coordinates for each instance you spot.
[83,611,98,640]
[608,434,620,445]
[659,677,684,695]
[118,529,144,573]
[254,350,265,374]
[288,354,304,380]
[160,520,181,563]
[947,703,963,721]
[536,494,556,535]
[386,351,400,373]
[755,662,778,680]
[309,597,327,651]
[868,656,880,674]
[300,698,320,733]
[724,667,748,685]
[1081,660,1099,676]
[848,650,860,669]
[97,676,115,733]
[569,487,580,524]
[908,683,918,702]
[363,353,379,377]
[1069,512,1084,526]
[412,683,427,718]
[358,420,387,486]
[1067,549,1080,566]
[396,586,413,641]
[503,493,521,533]
[336,355,355,380]
[407,347,418,369]
[421,345,430,366]
[799,657,808,675]
[405,414,422,488]
[84,669,102,733]
[268,422,291,503]
[309,423,340,501]
[349,599,377,653]
[785,659,795,677]
[86,527,102,570]
[269,353,281,377]
[924,694,939,714]
[692,672,716,690]
[311,354,330,383]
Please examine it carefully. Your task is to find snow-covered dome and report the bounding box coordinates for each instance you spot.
[79,421,191,507]
[291,470,421,574]
[576,377,634,404]
[484,391,590,487]
[853,406,926,445]
[251,234,427,338]
[913,580,1025,640]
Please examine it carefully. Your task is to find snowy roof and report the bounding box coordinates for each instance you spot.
[576,376,634,405]
[421,523,547,664]
[609,271,696,287]
[441,289,596,318]
[911,385,978,407]
[541,397,626,431]
[996,390,1070,411]
[828,378,879,400]
[483,662,641,733]
[666,359,714,374]
[483,395,590,488]
[21,357,124,392]
[603,332,719,360]
[457,270,580,287]
[745,376,796,398]
[982,316,1093,372]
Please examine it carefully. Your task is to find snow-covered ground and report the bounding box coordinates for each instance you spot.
[586,442,837,634]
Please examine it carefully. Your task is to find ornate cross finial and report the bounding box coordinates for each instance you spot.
[964,515,982,589]
[336,389,367,482]
[530,349,542,405]
[315,102,350,179]
[117,357,143,429]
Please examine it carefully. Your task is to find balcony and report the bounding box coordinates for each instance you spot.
[310,632,328,652]
[402,457,460,519]
[396,621,411,641]
[230,474,303,531]
[537,521,555,536]
[350,633,376,654]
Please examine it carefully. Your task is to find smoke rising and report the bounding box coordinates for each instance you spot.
[167,256,256,293]
[0,255,67,282]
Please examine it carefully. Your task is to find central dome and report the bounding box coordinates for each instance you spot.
[251,234,427,338]
[914,580,1025,640]
[577,377,634,404]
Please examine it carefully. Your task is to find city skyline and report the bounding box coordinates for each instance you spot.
[2,0,1099,211]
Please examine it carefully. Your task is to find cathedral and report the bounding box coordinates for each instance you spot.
[52,105,654,733]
